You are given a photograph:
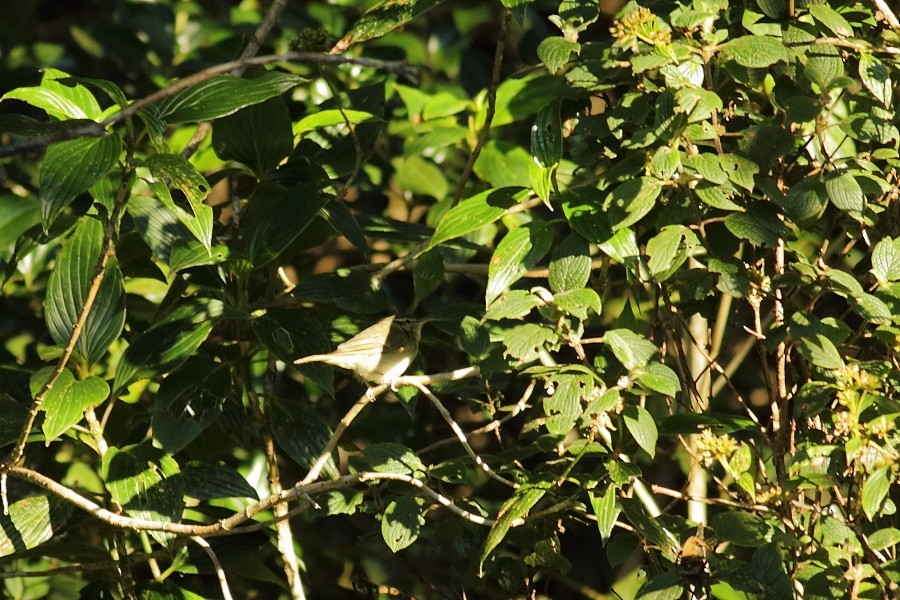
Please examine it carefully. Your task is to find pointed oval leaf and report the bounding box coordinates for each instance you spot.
[825,172,865,217]
[590,486,619,543]
[45,218,126,365]
[40,134,121,228]
[270,400,339,480]
[623,405,658,458]
[339,0,446,47]
[212,97,294,177]
[808,4,853,37]
[862,466,891,520]
[242,186,331,267]
[181,463,259,500]
[157,72,304,123]
[381,496,424,553]
[114,298,221,392]
[1,68,101,120]
[126,195,223,273]
[531,101,563,167]
[537,37,580,75]
[102,444,184,545]
[0,495,72,557]
[859,54,892,108]
[486,222,553,306]
[426,187,529,251]
[34,369,109,442]
[722,36,790,68]
[549,233,591,293]
[636,362,681,397]
[607,177,661,231]
[151,358,228,454]
[480,482,550,572]
[605,329,658,370]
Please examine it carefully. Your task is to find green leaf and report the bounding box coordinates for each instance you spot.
[544,373,590,435]
[253,309,334,396]
[502,323,558,363]
[710,511,770,546]
[872,238,900,285]
[825,172,865,218]
[127,195,224,273]
[474,141,532,188]
[39,134,121,228]
[721,36,790,68]
[157,72,304,123]
[851,293,892,324]
[486,222,553,306]
[180,463,259,500]
[859,54,892,108]
[45,218,125,365]
[646,225,695,281]
[114,298,221,392]
[485,289,541,320]
[459,315,490,358]
[658,413,758,435]
[589,486,619,543]
[797,333,845,370]
[271,400,339,480]
[426,187,528,251]
[562,188,613,244]
[322,199,370,261]
[553,288,602,319]
[103,443,184,545]
[868,528,900,551]
[382,496,424,553]
[531,101,563,168]
[623,405,658,458]
[636,362,681,397]
[724,203,784,247]
[861,467,891,520]
[145,154,214,251]
[0,195,40,254]
[537,37,580,74]
[780,177,827,225]
[635,572,683,600]
[31,368,108,442]
[413,249,444,307]
[480,482,550,573]
[606,177,661,230]
[0,495,72,557]
[1,68,101,120]
[605,329,657,370]
[294,109,377,134]
[709,257,750,297]
[808,4,853,38]
[362,443,425,475]
[241,185,331,267]
[549,233,591,293]
[212,97,293,176]
[151,358,228,454]
[393,154,449,200]
[339,0,446,46]
[720,153,759,191]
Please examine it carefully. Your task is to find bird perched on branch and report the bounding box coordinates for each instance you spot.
[293,316,426,385]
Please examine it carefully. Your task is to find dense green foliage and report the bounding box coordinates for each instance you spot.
[2,0,900,598]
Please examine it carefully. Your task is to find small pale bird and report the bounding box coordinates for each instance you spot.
[293,316,426,385]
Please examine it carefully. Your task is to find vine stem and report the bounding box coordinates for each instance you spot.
[8,467,507,535]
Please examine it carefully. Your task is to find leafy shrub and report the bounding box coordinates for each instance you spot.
[1,0,899,598]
